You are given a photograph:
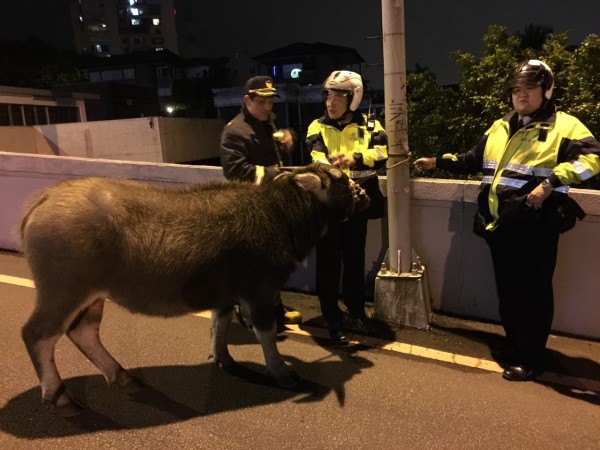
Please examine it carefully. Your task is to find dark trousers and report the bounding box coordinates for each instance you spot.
[316,213,369,329]
[486,214,560,369]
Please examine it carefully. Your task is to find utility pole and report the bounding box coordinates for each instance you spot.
[374,0,431,329]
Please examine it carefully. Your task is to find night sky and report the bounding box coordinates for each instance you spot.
[1,0,599,89]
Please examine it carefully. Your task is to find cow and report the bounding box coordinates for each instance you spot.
[19,162,369,416]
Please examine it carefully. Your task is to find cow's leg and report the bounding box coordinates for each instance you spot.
[211,306,235,368]
[249,298,297,389]
[21,293,87,417]
[67,298,142,394]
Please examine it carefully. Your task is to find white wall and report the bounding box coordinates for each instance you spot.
[0,117,226,163]
[1,152,599,339]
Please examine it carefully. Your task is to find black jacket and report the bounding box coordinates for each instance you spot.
[220,105,282,183]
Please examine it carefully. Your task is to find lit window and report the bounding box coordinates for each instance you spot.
[131,18,141,26]
[130,7,139,16]
[79,15,83,22]
[153,18,160,26]
[129,0,136,5]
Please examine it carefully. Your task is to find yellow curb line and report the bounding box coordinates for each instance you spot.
[287,323,505,374]
[0,274,35,288]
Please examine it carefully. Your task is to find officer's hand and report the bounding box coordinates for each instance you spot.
[526,181,553,210]
[414,157,436,171]
[329,153,355,169]
[274,129,295,152]
[281,129,296,151]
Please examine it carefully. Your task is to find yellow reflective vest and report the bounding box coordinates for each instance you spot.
[306,112,388,178]
[437,105,600,231]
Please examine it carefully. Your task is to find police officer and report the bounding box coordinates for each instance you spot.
[414,59,600,381]
[306,70,388,344]
[220,75,302,329]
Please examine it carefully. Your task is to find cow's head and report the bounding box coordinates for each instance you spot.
[283,163,370,223]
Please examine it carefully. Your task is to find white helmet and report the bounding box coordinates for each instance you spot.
[323,70,364,112]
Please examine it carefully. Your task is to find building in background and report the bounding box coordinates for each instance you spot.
[0,85,95,126]
[252,42,364,86]
[80,49,226,117]
[71,0,178,57]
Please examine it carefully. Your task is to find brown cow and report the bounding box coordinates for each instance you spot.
[19,163,368,416]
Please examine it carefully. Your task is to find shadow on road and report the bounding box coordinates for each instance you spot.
[432,323,600,406]
[0,353,373,439]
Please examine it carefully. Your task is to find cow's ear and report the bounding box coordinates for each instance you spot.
[293,173,327,196]
[323,166,344,180]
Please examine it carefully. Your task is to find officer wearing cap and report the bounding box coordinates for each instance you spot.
[220,75,302,328]
[221,76,295,184]
[414,59,600,381]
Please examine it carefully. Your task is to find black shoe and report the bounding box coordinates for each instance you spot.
[349,314,379,334]
[329,328,349,345]
[502,365,542,382]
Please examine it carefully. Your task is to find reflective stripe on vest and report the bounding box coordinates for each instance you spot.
[504,163,554,178]
[255,165,266,185]
[571,160,595,180]
[497,176,569,193]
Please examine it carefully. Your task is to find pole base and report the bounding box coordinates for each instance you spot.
[374,269,431,330]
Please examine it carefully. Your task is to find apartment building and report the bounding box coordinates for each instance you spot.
[71,0,178,57]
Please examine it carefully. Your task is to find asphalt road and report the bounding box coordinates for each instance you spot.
[0,250,599,449]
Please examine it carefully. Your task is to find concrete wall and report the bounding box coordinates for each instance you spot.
[1,151,599,339]
[0,127,54,154]
[0,117,226,163]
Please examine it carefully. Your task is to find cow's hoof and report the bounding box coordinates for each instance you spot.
[120,377,145,394]
[52,399,85,417]
[44,385,83,417]
[214,356,236,370]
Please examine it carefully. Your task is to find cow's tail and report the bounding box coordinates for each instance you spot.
[18,192,50,250]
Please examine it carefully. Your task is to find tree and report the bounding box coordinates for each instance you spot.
[406,71,459,178]
[517,23,554,50]
[0,38,87,88]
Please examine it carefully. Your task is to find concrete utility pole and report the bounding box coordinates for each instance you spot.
[374,0,431,329]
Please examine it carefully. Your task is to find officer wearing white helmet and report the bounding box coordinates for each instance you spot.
[414,59,600,381]
[305,70,388,345]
